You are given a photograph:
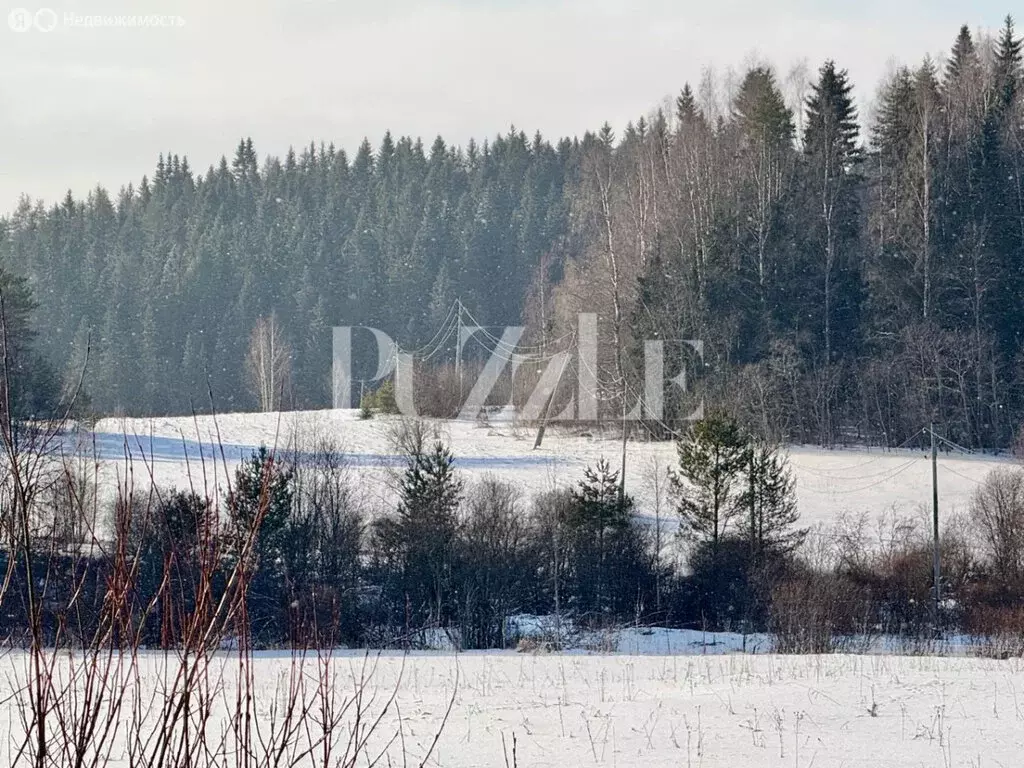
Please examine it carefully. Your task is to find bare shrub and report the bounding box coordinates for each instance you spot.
[39,452,99,552]
[969,467,1024,591]
[0,391,453,767]
[515,636,542,653]
[414,362,466,418]
[459,477,536,648]
[385,416,445,459]
[769,572,868,653]
[963,604,1024,658]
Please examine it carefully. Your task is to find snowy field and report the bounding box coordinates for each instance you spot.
[4,649,1023,767]
[23,412,1017,766]
[90,409,1011,532]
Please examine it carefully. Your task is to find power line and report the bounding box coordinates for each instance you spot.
[940,463,985,486]
[788,428,927,475]
[792,451,931,483]
[797,457,925,495]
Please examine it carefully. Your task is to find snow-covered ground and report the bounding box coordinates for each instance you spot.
[91,409,1011,532]
[14,413,1016,765]
[4,649,1023,767]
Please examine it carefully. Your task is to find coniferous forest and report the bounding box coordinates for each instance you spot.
[2,19,1023,448]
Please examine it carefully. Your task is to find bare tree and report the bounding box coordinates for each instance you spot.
[460,477,533,647]
[642,456,670,613]
[245,312,292,412]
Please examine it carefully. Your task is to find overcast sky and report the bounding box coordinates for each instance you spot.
[0,0,1012,212]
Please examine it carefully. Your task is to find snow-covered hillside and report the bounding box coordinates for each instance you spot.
[91,409,1011,533]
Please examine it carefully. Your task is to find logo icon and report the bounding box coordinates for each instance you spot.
[8,8,33,31]
[7,7,58,32]
[34,7,57,31]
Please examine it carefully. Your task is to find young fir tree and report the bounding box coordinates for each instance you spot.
[227,445,295,566]
[737,441,805,557]
[670,410,750,552]
[566,458,636,617]
[375,440,464,627]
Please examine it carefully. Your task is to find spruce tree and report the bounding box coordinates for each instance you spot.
[993,15,1022,110]
[731,65,796,342]
[801,60,863,365]
[374,441,464,628]
[227,445,295,565]
[0,266,60,425]
[945,24,980,84]
[738,441,804,556]
[675,83,700,127]
[566,458,635,617]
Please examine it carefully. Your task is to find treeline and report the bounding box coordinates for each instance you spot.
[0,127,572,416]
[555,18,1024,449]
[1,18,1023,449]
[13,413,1024,653]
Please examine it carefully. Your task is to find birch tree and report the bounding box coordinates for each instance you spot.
[245,312,292,412]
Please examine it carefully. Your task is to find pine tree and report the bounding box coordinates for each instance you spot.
[670,410,750,550]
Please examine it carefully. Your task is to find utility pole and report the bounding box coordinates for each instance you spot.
[455,300,463,400]
[533,333,574,450]
[619,390,628,511]
[930,423,941,623]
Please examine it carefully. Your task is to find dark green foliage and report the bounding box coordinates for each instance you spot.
[0,266,61,424]
[685,534,790,631]
[738,442,805,556]
[672,412,803,556]
[1,18,1023,453]
[564,459,653,621]
[994,15,1022,108]
[0,132,572,416]
[224,446,296,642]
[671,410,750,550]
[372,440,464,629]
[800,60,863,365]
[733,67,794,150]
[361,380,398,415]
[116,489,216,648]
[227,445,295,564]
[670,412,803,630]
